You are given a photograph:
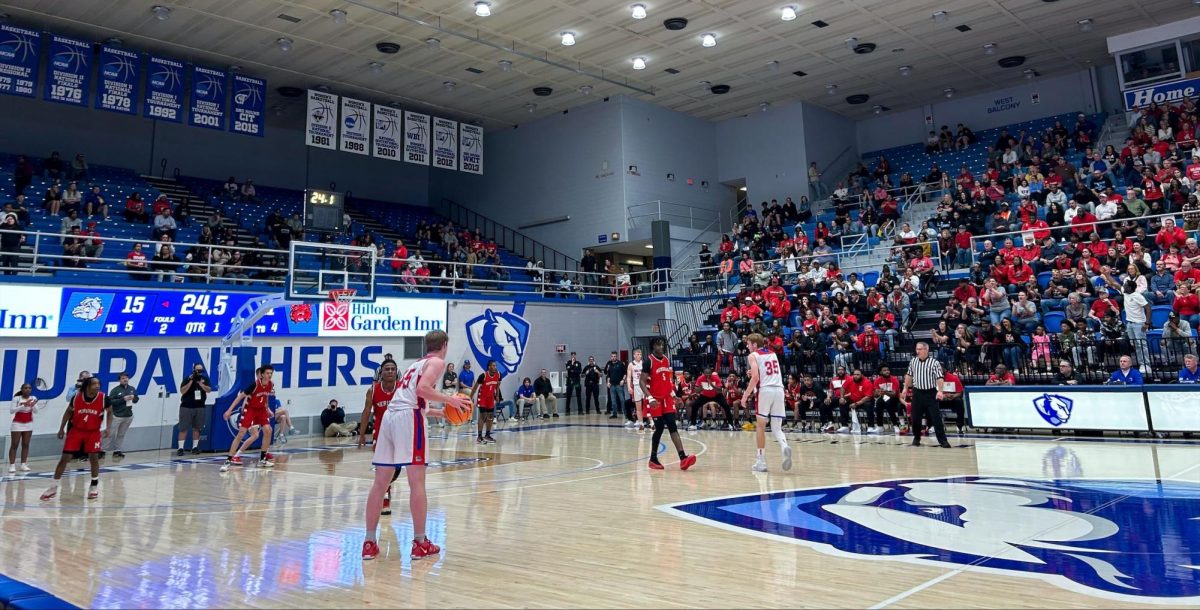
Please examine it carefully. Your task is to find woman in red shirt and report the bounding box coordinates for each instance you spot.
[1174,284,1200,327]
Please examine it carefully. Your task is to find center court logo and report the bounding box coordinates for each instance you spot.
[1034,393,1073,426]
[661,476,1200,602]
[464,303,529,376]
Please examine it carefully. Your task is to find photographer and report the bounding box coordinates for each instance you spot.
[177,364,210,455]
[322,399,358,437]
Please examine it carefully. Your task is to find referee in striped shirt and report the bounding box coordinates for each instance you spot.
[903,342,952,448]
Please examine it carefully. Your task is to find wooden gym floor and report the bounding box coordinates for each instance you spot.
[1,415,1198,609]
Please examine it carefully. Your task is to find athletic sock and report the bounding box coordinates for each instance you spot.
[90,477,98,486]
[177,440,185,450]
[756,448,764,458]
[678,450,686,459]
[260,451,267,460]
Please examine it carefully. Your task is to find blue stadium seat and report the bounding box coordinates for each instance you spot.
[1037,272,1052,290]
[1043,312,1064,334]
[1151,305,1172,329]
[863,271,879,288]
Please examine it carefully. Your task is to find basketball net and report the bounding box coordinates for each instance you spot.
[328,288,357,303]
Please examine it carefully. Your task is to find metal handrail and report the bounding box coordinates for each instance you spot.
[435,198,579,272]
[965,208,1181,269]
[626,200,723,232]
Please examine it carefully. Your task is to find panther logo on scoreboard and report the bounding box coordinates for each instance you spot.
[321,301,350,331]
[661,476,1200,603]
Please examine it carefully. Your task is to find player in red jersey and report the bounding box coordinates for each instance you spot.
[360,358,401,516]
[41,377,105,501]
[471,360,501,445]
[637,338,697,471]
[221,365,275,471]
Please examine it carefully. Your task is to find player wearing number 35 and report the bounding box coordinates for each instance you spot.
[745,333,792,473]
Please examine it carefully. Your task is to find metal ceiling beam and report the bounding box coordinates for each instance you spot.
[342,0,656,97]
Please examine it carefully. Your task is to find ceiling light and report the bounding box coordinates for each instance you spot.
[932,10,948,23]
[698,80,711,91]
[739,186,747,191]
[426,37,441,51]
[844,37,858,51]
[151,5,171,21]
[872,105,883,114]
[780,5,798,21]
[580,85,593,95]
[825,84,838,95]
[1023,68,1036,79]
[644,244,654,249]
[759,102,770,112]
[631,3,647,19]
[701,33,717,47]
[525,103,537,113]
[1077,18,1093,32]
[474,1,492,17]
[443,80,456,91]
[329,9,347,24]
[899,65,912,77]
[632,57,647,70]
[766,60,780,72]
[276,37,293,52]
[498,59,512,72]
[368,61,384,73]
[560,32,576,46]
[983,43,997,55]
[943,87,955,98]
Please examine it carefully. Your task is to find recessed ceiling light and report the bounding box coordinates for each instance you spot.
[525,103,537,113]
[368,61,384,73]
[579,85,593,95]
[630,3,647,19]
[943,87,955,98]
[698,80,711,90]
[276,37,294,52]
[632,57,647,70]
[1078,18,1093,32]
[844,37,858,51]
[766,60,780,72]
[983,43,997,55]
[701,33,717,47]
[329,9,347,24]
[825,84,838,95]
[474,1,492,17]
[426,37,441,51]
[498,59,512,72]
[151,5,171,21]
[560,32,576,46]
[932,10,948,23]
[1023,68,1038,79]
[873,105,883,114]
[443,80,456,91]
[899,65,912,76]
[759,102,770,112]
[781,5,798,21]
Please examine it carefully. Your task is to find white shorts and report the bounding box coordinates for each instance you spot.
[371,408,427,469]
[10,422,32,433]
[756,387,787,419]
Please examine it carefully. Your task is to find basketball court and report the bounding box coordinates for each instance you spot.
[1,419,1195,608]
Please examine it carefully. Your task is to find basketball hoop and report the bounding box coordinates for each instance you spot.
[328,288,357,303]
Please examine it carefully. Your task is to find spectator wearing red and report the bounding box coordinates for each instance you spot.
[1077,250,1101,276]
[1173,284,1200,325]
[1019,242,1040,266]
[998,239,1020,263]
[953,279,977,303]
[151,195,172,217]
[1022,217,1050,242]
[738,297,762,323]
[837,370,875,433]
[1084,233,1108,258]
[855,325,880,354]
[837,308,859,331]
[985,365,1016,386]
[1158,218,1188,251]
[1008,258,1033,286]
[766,296,790,323]
[1070,208,1097,237]
[123,192,149,224]
[1088,293,1120,330]
[124,242,149,280]
[1174,261,1200,286]
[720,300,740,324]
[955,166,974,190]
[763,277,786,303]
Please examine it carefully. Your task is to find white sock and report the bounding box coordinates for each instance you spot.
[772,424,787,445]
[756,448,764,458]
[178,440,185,449]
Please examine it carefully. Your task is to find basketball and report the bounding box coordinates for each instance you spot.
[443,393,474,426]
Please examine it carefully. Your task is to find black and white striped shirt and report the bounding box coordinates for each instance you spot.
[907,355,944,390]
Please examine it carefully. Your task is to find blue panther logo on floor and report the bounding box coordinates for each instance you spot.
[661,476,1200,602]
[1034,393,1074,426]
[464,303,530,376]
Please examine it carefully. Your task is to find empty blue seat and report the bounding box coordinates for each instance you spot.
[1151,305,1172,328]
[1037,272,1052,290]
[1043,312,1065,333]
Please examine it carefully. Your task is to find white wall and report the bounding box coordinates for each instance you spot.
[856,70,1101,154]
[802,103,861,192]
[716,101,809,207]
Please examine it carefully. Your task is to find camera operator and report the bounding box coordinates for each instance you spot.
[177,364,211,455]
[323,399,358,437]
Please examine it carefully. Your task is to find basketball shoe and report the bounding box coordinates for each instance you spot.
[647,460,664,470]
[87,486,99,500]
[411,537,440,559]
[781,445,793,471]
[362,540,380,561]
[680,454,697,470]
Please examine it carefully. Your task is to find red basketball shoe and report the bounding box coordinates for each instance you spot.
[411,538,440,560]
[680,455,697,471]
[647,460,665,470]
[362,540,380,561]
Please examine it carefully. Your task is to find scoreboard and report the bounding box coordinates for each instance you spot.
[303,188,345,233]
[57,288,318,338]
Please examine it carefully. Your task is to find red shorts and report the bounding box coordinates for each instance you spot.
[64,428,102,454]
[239,407,271,429]
[646,395,676,418]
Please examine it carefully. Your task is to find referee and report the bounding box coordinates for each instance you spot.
[902,342,952,448]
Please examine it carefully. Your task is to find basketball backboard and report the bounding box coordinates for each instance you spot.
[286,240,377,302]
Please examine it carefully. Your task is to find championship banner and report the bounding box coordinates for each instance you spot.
[188,65,227,130]
[305,89,337,149]
[0,24,40,97]
[96,45,140,115]
[433,117,458,171]
[43,34,91,107]
[459,122,483,175]
[230,73,265,137]
[339,97,370,155]
[144,55,184,122]
[403,110,430,166]
[372,104,402,161]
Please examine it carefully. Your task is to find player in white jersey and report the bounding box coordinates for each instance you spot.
[625,348,652,432]
[363,330,468,562]
[745,333,792,472]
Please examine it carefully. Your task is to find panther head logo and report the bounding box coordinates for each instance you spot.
[71,296,104,322]
[1034,393,1073,426]
[465,306,529,376]
[662,476,1200,603]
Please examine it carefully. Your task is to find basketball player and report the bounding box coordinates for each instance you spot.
[220,365,275,472]
[637,338,697,471]
[41,377,104,501]
[363,330,468,561]
[746,333,792,473]
[471,360,500,444]
[360,358,402,516]
[625,348,650,431]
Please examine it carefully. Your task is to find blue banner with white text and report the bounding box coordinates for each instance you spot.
[144,54,184,122]
[188,64,227,130]
[43,34,91,106]
[95,45,140,115]
[0,24,40,97]
[229,73,265,137]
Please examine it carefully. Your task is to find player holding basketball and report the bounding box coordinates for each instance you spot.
[471,360,500,445]
[220,365,275,471]
[41,377,105,501]
[363,330,468,561]
[360,358,401,516]
[637,338,697,471]
[746,333,792,473]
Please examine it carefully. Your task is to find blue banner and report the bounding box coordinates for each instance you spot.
[43,34,92,106]
[1124,76,1200,110]
[188,64,226,130]
[95,45,140,115]
[144,54,184,122]
[229,73,265,137]
[0,24,40,97]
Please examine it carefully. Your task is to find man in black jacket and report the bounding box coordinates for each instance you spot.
[564,352,583,415]
[582,355,603,415]
[603,351,627,420]
[533,369,558,419]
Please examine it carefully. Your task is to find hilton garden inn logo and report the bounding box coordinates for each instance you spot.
[317,299,444,337]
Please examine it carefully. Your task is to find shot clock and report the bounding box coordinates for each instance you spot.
[303,188,346,233]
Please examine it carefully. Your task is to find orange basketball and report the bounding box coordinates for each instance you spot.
[443,393,474,426]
